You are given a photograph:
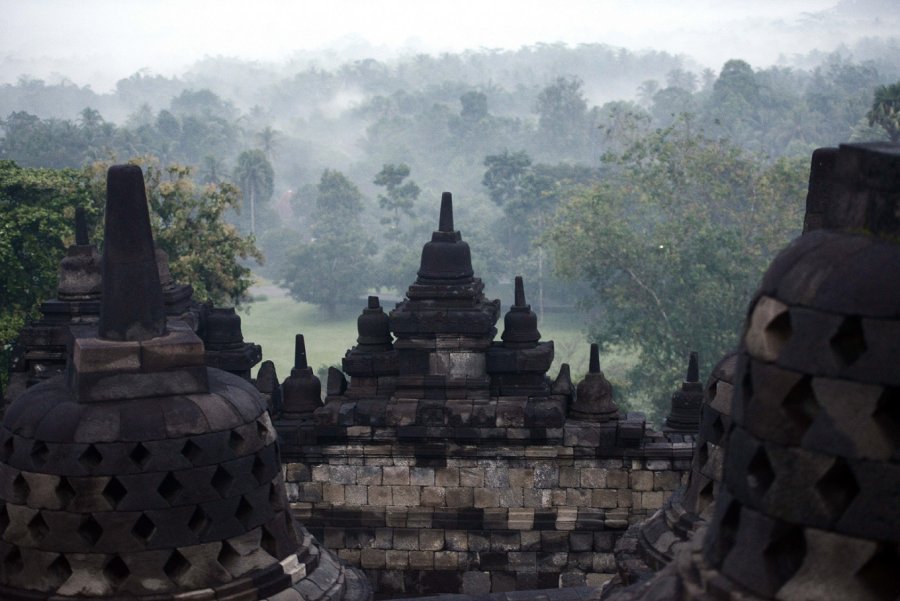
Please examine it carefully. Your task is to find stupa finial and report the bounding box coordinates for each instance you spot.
[439,191,454,232]
[295,334,309,371]
[98,164,167,341]
[74,206,89,246]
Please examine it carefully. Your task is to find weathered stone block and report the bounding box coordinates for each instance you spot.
[435,467,459,486]
[508,468,534,488]
[361,548,386,569]
[474,488,500,508]
[459,467,484,487]
[462,571,491,595]
[385,550,409,569]
[580,468,607,488]
[446,487,474,508]
[420,529,445,551]
[630,470,653,491]
[409,550,433,570]
[383,466,410,485]
[391,485,420,507]
[368,486,392,506]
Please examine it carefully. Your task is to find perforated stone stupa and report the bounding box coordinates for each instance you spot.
[0,165,370,601]
[602,143,900,601]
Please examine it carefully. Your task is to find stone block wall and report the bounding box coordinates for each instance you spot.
[281,440,690,596]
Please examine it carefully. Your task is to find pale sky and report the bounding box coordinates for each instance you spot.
[1,0,898,91]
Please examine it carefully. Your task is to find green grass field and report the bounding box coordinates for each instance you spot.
[239,283,635,390]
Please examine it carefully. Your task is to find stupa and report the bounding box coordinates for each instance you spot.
[602,143,900,600]
[0,165,370,600]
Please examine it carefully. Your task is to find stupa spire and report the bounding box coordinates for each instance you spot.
[74,206,89,246]
[98,164,167,341]
[439,191,454,232]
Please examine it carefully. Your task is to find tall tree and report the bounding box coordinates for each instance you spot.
[374,163,420,233]
[868,81,900,142]
[547,119,805,420]
[232,149,274,236]
[535,76,591,158]
[256,126,281,161]
[279,170,372,317]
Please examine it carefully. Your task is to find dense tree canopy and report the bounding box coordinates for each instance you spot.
[1,42,897,411]
[279,170,373,317]
[0,161,97,355]
[547,120,806,419]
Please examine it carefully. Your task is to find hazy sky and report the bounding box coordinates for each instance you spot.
[2,0,898,91]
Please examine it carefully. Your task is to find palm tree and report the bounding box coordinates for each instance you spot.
[199,155,225,185]
[232,149,274,236]
[256,126,280,161]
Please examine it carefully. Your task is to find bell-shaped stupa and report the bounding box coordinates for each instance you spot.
[0,165,370,600]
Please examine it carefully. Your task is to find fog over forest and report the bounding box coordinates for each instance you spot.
[2,0,900,416]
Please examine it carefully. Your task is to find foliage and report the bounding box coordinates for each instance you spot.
[233,149,274,236]
[868,81,900,141]
[374,163,420,232]
[483,150,598,311]
[0,160,97,384]
[86,158,263,305]
[534,76,593,159]
[279,170,373,317]
[547,120,806,420]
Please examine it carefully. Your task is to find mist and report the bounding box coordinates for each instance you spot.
[2,0,900,92]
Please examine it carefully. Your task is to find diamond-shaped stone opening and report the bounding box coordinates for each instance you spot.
[78,515,103,546]
[260,526,278,558]
[706,499,741,568]
[269,482,282,509]
[4,547,23,574]
[257,418,270,440]
[180,439,203,465]
[710,414,725,445]
[235,496,253,528]
[27,512,49,542]
[102,476,127,509]
[228,430,246,454]
[872,387,900,455]
[0,504,8,536]
[762,524,806,590]
[763,310,792,357]
[12,473,30,504]
[164,549,190,585]
[129,443,150,468]
[78,444,102,469]
[815,457,860,519]
[698,480,715,513]
[157,472,183,504]
[1,435,14,461]
[48,554,72,587]
[55,477,76,508]
[188,506,210,536]
[211,466,234,497]
[217,540,240,573]
[739,364,753,405]
[132,513,156,544]
[830,316,867,367]
[856,543,900,599]
[782,376,819,434]
[746,446,776,498]
[252,454,267,485]
[30,440,49,467]
[697,442,710,469]
[103,555,130,590]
